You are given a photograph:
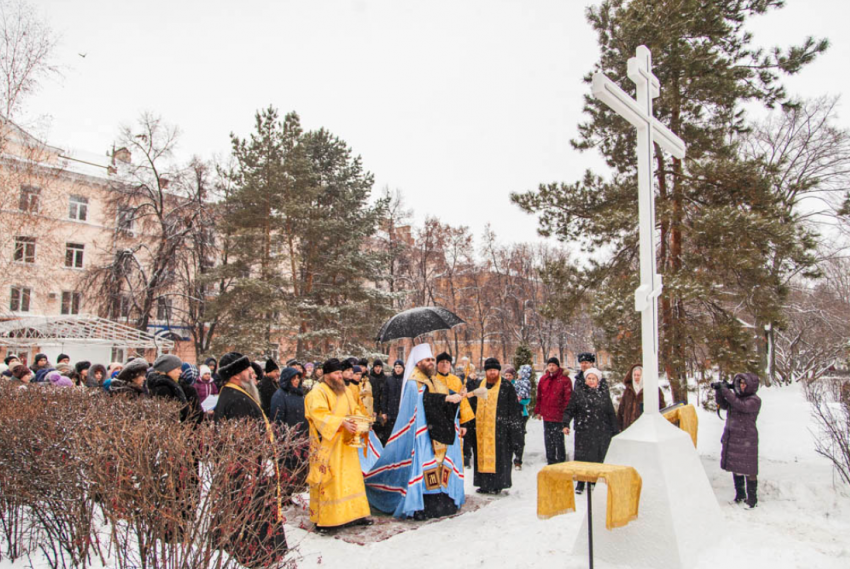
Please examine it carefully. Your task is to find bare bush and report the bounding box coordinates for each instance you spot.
[806,382,850,487]
[0,383,305,569]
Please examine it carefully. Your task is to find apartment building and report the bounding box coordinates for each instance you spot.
[0,121,180,364]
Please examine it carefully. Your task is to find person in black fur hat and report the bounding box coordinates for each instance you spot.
[573,352,608,394]
[473,358,522,495]
[258,359,281,418]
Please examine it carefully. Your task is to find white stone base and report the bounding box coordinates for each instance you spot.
[573,413,722,569]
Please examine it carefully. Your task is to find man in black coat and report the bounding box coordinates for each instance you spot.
[573,352,609,394]
[258,358,280,418]
[213,351,287,563]
[215,353,265,422]
[378,360,405,445]
[473,358,522,495]
[369,359,387,440]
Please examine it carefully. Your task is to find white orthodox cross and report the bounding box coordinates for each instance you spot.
[591,46,686,415]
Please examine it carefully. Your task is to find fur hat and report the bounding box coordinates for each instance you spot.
[117,358,149,382]
[218,352,251,381]
[250,362,264,379]
[372,359,384,368]
[265,358,280,373]
[90,363,108,381]
[436,352,452,365]
[322,358,342,374]
[547,356,560,367]
[584,367,603,383]
[577,352,596,364]
[484,357,501,371]
[340,359,354,372]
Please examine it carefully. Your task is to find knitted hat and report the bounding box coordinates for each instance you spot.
[218,352,251,381]
[352,365,363,374]
[179,363,199,385]
[577,352,596,363]
[322,358,342,374]
[265,358,280,373]
[198,364,212,379]
[47,371,73,387]
[33,353,48,365]
[372,359,383,368]
[57,353,70,363]
[547,356,560,367]
[56,363,73,376]
[484,357,501,371]
[152,354,182,374]
[393,359,404,367]
[436,352,452,365]
[503,365,517,377]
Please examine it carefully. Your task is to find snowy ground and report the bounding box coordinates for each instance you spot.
[287,383,850,569]
[3,383,848,568]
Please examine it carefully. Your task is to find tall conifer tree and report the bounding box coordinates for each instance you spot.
[512,0,827,399]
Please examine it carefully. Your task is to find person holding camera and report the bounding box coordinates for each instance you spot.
[712,373,761,509]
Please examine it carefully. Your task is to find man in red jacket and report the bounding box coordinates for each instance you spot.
[533,357,573,464]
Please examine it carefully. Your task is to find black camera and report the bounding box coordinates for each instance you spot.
[710,381,729,390]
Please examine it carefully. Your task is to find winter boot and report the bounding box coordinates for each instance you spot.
[745,478,758,509]
[733,474,746,504]
[575,481,585,495]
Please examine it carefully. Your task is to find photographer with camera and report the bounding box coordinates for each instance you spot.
[712,373,761,509]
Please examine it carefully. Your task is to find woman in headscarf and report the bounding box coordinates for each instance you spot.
[617,364,666,432]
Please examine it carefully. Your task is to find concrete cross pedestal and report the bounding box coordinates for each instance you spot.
[573,46,722,569]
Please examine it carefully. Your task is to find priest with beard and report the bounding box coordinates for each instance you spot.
[364,344,468,520]
[473,357,522,495]
[213,351,287,566]
[304,358,373,532]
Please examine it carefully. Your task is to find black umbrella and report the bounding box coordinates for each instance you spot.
[376,306,465,343]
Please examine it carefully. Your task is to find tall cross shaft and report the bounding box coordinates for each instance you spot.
[591,46,686,415]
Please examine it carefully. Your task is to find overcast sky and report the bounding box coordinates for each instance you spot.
[25,0,850,247]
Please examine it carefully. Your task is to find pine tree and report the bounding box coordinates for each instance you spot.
[511,0,827,401]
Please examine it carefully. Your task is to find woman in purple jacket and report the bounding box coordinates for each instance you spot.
[715,372,762,509]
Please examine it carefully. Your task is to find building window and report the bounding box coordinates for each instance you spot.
[65,243,84,268]
[111,347,125,363]
[156,297,173,321]
[396,346,405,363]
[10,286,31,312]
[13,236,36,263]
[61,291,81,315]
[68,195,88,221]
[18,185,40,212]
[117,207,134,234]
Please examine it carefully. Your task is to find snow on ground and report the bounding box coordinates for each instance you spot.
[289,383,850,569]
[3,383,848,568]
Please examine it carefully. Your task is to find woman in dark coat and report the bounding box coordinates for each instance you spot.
[562,367,619,494]
[270,367,307,433]
[617,364,666,431]
[109,358,149,399]
[717,372,761,508]
[369,360,388,440]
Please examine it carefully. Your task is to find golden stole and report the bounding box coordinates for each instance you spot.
[475,377,501,473]
[221,382,283,522]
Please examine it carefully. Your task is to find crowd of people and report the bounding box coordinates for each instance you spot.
[0,345,762,547]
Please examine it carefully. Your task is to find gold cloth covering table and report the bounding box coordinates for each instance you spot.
[662,404,698,448]
[537,461,642,530]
